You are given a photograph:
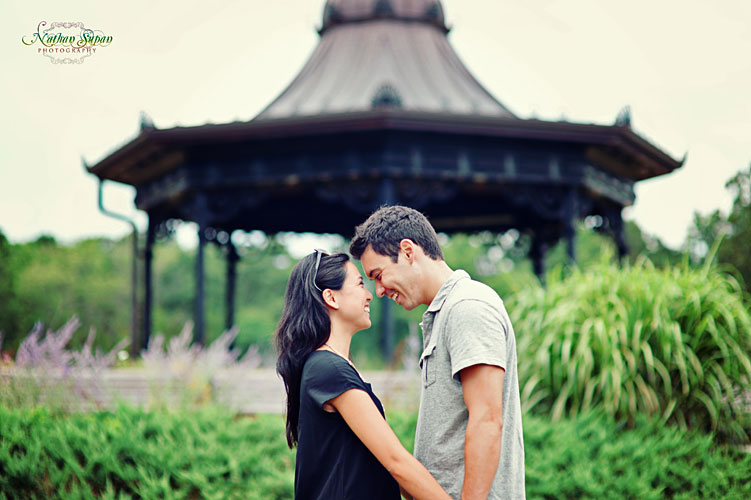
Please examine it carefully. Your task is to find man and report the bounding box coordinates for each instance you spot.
[350,205,525,500]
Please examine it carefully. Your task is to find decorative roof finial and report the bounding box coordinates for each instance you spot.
[140,111,155,131]
[373,0,395,17]
[615,105,631,127]
[371,83,403,109]
[319,0,448,35]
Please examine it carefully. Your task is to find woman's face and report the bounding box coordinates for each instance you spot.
[332,261,373,331]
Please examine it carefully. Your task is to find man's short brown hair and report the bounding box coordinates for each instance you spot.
[350,205,444,261]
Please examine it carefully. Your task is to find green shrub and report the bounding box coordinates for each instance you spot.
[1,407,750,499]
[523,410,751,499]
[0,406,294,499]
[510,254,751,442]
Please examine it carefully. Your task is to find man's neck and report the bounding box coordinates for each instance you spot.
[423,260,455,305]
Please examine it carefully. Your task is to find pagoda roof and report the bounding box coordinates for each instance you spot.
[254,0,515,120]
[87,110,682,187]
[86,0,683,193]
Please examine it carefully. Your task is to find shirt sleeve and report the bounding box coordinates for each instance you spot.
[303,353,368,409]
[444,299,508,380]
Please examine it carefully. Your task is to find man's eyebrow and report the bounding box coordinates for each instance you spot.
[366,268,380,279]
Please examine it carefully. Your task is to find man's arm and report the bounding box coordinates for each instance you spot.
[460,363,505,500]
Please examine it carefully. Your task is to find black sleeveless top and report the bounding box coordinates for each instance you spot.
[294,350,400,500]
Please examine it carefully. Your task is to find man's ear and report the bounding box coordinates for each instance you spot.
[399,238,416,263]
[322,289,339,310]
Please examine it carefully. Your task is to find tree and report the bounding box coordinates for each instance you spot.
[688,164,751,292]
[624,220,682,267]
[12,236,131,351]
[0,230,23,350]
[720,166,751,289]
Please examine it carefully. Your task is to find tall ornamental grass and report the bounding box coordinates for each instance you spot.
[510,253,751,442]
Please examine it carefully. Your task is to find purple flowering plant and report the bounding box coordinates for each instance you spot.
[0,317,128,411]
[1,317,264,412]
[140,322,261,409]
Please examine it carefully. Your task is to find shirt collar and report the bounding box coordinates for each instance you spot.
[425,269,470,314]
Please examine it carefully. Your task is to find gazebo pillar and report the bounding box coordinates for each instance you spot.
[143,216,156,351]
[611,211,629,259]
[564,189,579,263]
[225,239,239,331]
[379,178,396,362]
[195,224,207,346]
[530,237,548,280]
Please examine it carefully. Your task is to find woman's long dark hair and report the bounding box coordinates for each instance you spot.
[275,251,349,448]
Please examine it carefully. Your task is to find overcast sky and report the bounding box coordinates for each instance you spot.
[2,0,749,252]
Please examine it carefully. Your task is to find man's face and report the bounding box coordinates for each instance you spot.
[360,244,422,311]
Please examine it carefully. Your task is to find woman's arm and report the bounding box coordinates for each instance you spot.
[329,389,452,500]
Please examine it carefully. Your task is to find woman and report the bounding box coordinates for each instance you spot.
[276,250,451,500]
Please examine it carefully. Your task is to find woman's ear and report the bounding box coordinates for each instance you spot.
[322,289,339,310]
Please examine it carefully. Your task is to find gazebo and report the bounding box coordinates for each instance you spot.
[86,0,683,357]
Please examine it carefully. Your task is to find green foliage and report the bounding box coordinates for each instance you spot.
[442,232,537,298]
[1,407,750,499]
[689,165,751,294]
[0,203,738,369]
[510,253,751,443]
[722,166,751,287]
[141,236,293,357]
[624,220,683,267]
[0,406,295,500]
[538,221,683,271]
[229,243,292,356]
[11,236,131,352]
[0,229,28,349]
[1,234,291,358]
[523,411,751,500]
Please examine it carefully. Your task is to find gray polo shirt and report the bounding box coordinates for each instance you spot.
[414,270,525,500]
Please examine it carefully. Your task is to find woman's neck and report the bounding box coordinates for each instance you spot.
[325,321,354,359]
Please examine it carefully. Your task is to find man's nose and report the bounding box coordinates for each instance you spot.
[375,282,386,298]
